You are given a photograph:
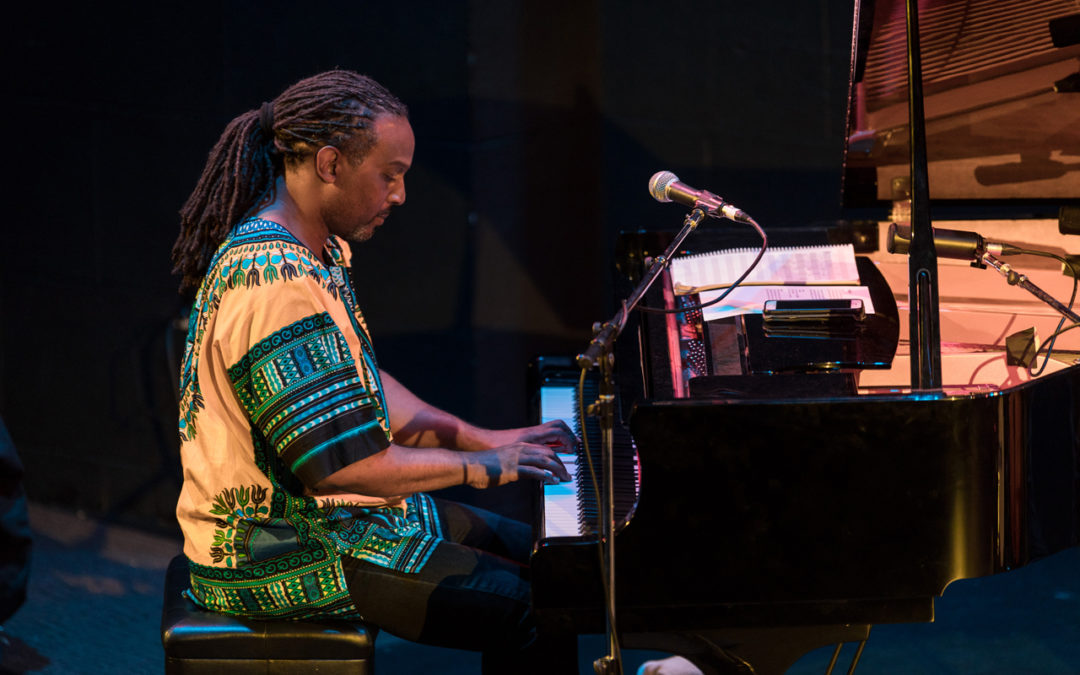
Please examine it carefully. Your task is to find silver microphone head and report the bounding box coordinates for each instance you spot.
[649,171,678,203]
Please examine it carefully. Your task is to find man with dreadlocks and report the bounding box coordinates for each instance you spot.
[171,70,575,671]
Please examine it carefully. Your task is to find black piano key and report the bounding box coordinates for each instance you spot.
[550,376,640,536]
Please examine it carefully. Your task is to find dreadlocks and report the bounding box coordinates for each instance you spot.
[171,69,409,294]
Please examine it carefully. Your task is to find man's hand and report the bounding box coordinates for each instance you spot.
[468,419,578,453]
[465,441,572,489]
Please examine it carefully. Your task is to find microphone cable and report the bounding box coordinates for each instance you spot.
[637,214,768,316]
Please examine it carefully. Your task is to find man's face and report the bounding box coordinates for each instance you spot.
[322,114,414,242]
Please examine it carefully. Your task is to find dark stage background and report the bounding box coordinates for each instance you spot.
[2,0,858,533]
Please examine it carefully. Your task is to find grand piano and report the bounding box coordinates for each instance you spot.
[530,1,1080,672]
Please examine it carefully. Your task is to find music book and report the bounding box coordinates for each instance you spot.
[669,243,860,295]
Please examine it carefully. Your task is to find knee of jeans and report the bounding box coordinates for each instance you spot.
[485,590,537,651]
[479,604,537,653]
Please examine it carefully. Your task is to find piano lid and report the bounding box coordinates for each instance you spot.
[842,0,1080,207]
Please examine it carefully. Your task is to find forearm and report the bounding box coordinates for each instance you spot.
[381,370,492,450]
[310,444,473,498]
[392,409,494,451]
[376,369,576,459]
[308,438,571,498]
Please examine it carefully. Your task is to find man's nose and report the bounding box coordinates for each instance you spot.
[389,180,406,205]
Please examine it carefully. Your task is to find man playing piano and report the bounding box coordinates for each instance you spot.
[170,69,573,673]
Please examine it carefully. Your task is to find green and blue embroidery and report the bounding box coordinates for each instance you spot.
[226,312,392,490]
[189,492,442,617]
[208,485,271,566]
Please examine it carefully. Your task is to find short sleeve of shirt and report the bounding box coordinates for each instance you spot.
[218,268,390,488]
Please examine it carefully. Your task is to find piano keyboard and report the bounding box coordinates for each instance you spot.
[538,377,640,540]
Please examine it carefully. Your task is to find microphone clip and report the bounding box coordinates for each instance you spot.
[686,206,710,229]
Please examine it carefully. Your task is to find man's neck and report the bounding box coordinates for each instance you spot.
[255,175,330,264]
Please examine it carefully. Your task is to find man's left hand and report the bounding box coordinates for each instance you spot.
[473,420,578,453]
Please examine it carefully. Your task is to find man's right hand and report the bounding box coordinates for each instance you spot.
[465,443,571,489]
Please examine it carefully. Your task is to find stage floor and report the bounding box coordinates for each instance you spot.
[1,502,1077,674]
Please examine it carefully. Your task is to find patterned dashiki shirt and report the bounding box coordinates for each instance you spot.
[176,218,443,620]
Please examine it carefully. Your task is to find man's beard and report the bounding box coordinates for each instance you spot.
[345,224,375,243]
[342,211,390,243]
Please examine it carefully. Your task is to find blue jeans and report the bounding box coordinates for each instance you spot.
[340,496,576,673]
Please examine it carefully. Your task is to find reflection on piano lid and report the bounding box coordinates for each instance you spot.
[843,0,1080,205]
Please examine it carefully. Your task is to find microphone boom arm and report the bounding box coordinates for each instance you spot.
[981,252,1080,324]
[577,206,708,369]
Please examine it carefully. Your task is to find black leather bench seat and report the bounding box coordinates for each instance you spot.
[161,554,377,674]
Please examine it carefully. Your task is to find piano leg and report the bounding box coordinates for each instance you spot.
[624,624,871,675]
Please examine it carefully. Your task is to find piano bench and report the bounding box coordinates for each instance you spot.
[161,554,378,675]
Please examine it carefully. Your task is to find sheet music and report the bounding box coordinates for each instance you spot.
[670,243,860,295]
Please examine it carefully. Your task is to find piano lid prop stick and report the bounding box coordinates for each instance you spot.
[904,0,943,390]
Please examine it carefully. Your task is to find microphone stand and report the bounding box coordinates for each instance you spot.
[577,206,709,675]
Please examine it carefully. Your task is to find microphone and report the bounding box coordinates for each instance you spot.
[887,223,1012,262]
[649,171,750,222]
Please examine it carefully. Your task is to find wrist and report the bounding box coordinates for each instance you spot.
[456,423,497,452]
[460,452,488,488]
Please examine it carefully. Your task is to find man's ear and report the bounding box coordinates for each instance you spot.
[314,146,342,183]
